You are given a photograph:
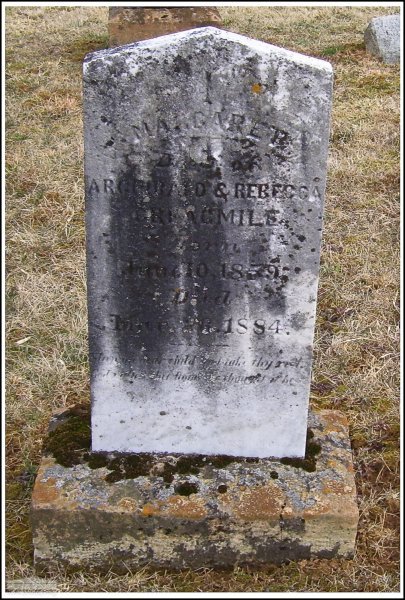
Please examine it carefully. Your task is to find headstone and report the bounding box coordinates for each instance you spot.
[364,14,400,64]
[108,7,222,47]
[32,29,359,574]
[83,27,333,459]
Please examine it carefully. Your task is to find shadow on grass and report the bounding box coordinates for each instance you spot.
[64,34,109,62]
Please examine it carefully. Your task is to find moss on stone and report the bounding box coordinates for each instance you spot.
[175,481,199,496]
[173,454,244,476]
[105,454,153,483]
[44,403,317,480]
[209,455,238,469]
[280,428,321,472]
[176,455,206,474]
[87,453,109,469]
[161,462,176,483]
[43,415,91,468]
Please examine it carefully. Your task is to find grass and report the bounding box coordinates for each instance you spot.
[4,5,400,593]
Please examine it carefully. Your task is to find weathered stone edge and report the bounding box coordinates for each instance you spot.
[83,26,333,75]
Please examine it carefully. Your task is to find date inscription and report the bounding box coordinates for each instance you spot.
[109,314,282,336]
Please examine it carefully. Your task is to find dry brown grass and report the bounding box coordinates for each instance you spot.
[5,5,400,593]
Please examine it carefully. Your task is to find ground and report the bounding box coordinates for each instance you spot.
[5,5,400,593]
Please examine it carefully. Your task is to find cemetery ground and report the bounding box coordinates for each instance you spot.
[5,5,400,594]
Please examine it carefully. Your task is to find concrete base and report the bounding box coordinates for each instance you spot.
[31,406,358,573]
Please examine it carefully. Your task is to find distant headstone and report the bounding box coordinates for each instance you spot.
[83,27,333,458]
[364,14,400,64]
[108,7,222,47]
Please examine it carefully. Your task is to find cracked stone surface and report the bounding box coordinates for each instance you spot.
[31,408,358,573]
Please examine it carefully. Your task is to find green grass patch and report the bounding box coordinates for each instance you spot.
[320,42,365,58]
[322,45,346,56]
[8,133,29,142]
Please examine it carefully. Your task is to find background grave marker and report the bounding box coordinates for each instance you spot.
[364,14,400,64]
[109,7,222,46]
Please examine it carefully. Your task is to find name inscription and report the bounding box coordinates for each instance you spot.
[88,178,323,203]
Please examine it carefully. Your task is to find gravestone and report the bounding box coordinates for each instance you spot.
[31,28,359,572]
[109,7,222,47]
[364,14,400,64]
[84,27,332,458]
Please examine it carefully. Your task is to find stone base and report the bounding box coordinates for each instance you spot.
[108,7,222,47]
[31,407,358,573]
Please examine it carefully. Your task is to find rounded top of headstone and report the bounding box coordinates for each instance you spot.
[83,26,333,76]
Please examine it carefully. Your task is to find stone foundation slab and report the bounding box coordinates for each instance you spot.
[31,407,358,573]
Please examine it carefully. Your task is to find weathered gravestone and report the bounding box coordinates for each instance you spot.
[85,27,332,459]
[109,6,222,47]
[364,14,401,64]
[31,28,359,572]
